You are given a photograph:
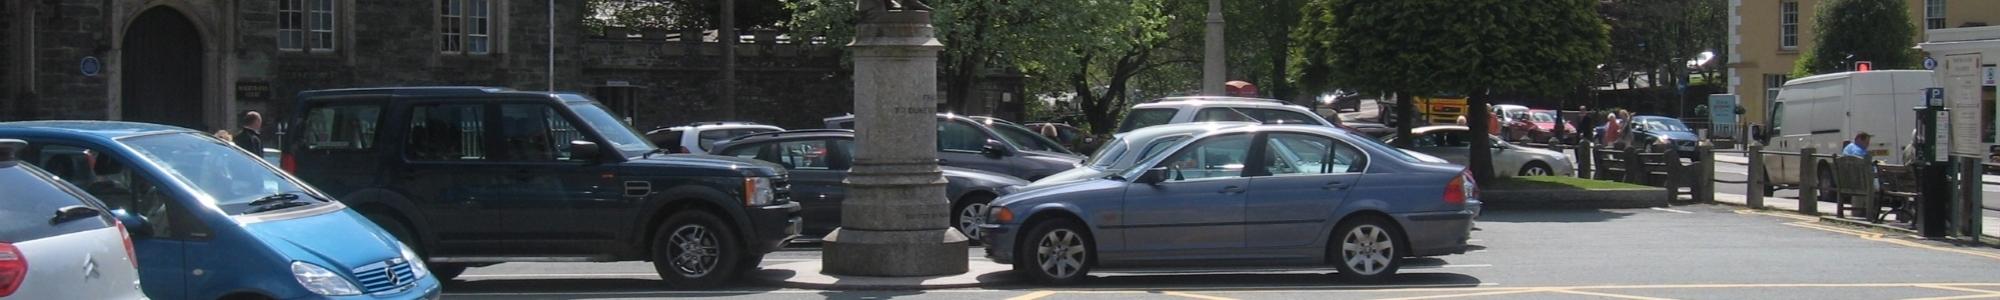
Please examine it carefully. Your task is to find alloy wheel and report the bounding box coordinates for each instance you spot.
[1342,225,1395,276]
[958,203,989,239]
[669,224,719,277]
[1036,229,1087,279]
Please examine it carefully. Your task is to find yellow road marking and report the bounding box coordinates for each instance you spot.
[1162,291,1240,300]
[1368,288,1547,300]
[1736,209,1818,221]
[1782,221,2000,261]
[1548,289,1678,300]
[1006,290,1058,300]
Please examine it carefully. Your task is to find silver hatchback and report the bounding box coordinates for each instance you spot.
[0,140,145,300]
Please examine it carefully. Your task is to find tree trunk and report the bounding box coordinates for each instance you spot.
[1393,93,1416,148]
[1468,91,1496,185]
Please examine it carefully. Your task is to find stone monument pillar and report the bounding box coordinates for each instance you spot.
[822,0,969,276]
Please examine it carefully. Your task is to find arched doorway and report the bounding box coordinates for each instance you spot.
[120,7,206,129]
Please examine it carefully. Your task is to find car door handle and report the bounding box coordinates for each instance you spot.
[1322,182,1350,191]
[1219,186,1244,194]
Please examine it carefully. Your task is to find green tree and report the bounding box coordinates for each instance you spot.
[587,0,791,32]
[1295,0,1609,184]
[1791,0,1920,77]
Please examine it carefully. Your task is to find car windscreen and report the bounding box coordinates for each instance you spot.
[1118,108,1178,133]
[1530,111,1556,122]
[0,165,113,242]
[1085,134,1189,171]
[698,128,779,151]
[1639,118,1691,132]
[988,122,1072,154]
[123,133,321,215]
[562,99,658,156]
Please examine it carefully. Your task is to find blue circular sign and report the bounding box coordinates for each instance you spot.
[1924,57,1939,70]
[80,56,101,77]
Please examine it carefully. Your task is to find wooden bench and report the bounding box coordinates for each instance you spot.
[1876,164,1920,226]
[1594,147,1628,181]
[1831,156,1877,221]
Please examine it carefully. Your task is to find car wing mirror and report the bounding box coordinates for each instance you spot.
[1136,167,1170,185]
[982,139,1012,158]
[570,140,602,160]
[110,209,152,238]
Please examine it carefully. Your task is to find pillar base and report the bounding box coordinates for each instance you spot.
[822,228,969,276]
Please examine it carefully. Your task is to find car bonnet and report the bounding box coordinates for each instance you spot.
[242,209,404,274]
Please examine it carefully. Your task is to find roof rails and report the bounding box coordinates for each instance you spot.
[726,129,854,142]
[1143,96,1291,105]
[686,121,765,127]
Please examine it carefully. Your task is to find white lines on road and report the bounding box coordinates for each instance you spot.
[1651,207,1695,214]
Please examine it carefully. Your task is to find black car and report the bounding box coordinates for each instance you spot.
[283,87,801,288]
[824,114,1084,181]
[712,129,1030,241]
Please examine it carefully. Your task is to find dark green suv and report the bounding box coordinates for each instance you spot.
[282,87,800,288]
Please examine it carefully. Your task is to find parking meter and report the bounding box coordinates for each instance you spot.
[1918,88,1950,237]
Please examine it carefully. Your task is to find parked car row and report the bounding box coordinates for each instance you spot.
[1,90,1482,297]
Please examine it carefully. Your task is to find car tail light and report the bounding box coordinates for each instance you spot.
[0,243,25,297]
[281,152,297,173]
[1444,170,1476,205]
[115,222,137,267]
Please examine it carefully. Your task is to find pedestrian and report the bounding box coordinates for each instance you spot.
[1601,110,1626,147]
[1842,132,1871,158]
[1225,80,1259,97]
[213,129,234,142]
[235,111,263,152]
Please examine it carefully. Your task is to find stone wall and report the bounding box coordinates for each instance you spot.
[16,1,115,121]
[579,31,854,130]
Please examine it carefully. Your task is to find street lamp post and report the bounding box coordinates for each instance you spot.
[822,0,968,276]
[1202,0,1225,96]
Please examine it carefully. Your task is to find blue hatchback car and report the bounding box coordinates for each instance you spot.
[0,121,441,300]
[981,124,1479,284]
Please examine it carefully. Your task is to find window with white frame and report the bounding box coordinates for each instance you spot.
[1927,0,1947,30]
[1781,1,1799,49]
[1764,74,1788,107]
[279,0,337,51]
[439,0,494,55]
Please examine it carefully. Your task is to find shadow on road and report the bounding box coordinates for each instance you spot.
[1476,209,1637,223]
[998,271,1484,290]
[442,278,782,295]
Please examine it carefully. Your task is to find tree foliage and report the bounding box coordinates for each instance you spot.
[1792,0,1920,77]
[1294,0,1609,183]
[1599,0,1727,93]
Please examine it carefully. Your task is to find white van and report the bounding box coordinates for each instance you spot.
[1760,70,1932,192]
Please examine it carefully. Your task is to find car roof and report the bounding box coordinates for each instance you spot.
[1115,122,1257,140]
[1132,96,1301,109]
[1410,125,1471,134]
[1632,115,1676,120]
[296,86,586,103]
[0,121,197,139]
[823,113,981,123]
[724,129,854,143]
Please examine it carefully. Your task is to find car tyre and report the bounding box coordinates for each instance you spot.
[1331,215,1404,282]
[953,194,996,243]
[653,211,744,289]
[1016,218,1092,285]
[363,212,465,281]
[1519,161,1553,177]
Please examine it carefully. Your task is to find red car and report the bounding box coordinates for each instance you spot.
[1526,109,1579,144]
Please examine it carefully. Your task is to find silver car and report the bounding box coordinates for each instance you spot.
[1387,125,1576,177]
[0,140,145,300]
[981,125,1479,284]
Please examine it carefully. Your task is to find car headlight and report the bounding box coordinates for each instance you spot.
[399,243,430,280]
[291,261,362,296]
[743,177,776,206]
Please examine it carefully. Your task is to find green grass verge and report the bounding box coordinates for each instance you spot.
[1489,176,1651,191]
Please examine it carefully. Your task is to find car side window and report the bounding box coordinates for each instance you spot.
[1263,133,1366,175]
[1260,109,1320,125]
[1160,134,1251,181]
[724,139,833,170]
[406,104,488,161]
[939,121,987,153]
[300,104,383,151]
[1194,108,1257,122]
[497,104,586,162]
[0,165,112,242]
[46,147,210,240]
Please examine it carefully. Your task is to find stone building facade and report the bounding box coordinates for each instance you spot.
[1727,0,2000,126]
[3,1,1022,138]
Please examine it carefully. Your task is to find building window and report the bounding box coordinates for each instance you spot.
[1764,74,1789,108]
[1927,0,1947,30]
[279,0,337,51]
[439,0,492,55]
[1780,1,1799,50]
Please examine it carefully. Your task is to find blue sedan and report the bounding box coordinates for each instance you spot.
[981,124,1479,284]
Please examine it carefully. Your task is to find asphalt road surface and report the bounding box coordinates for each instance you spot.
[440,205,2000,299]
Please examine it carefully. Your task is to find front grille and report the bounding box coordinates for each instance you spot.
[1434,106,1462,113]
[772,175,792,204]
[352,258,417,294]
